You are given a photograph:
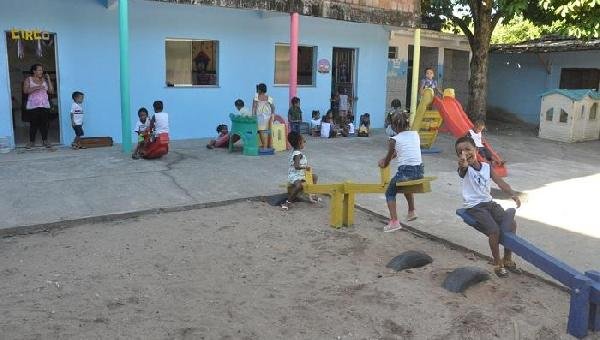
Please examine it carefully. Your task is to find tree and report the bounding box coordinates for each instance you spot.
[423,0,532,119]
[423,0,598,119]
[537,0,600,38]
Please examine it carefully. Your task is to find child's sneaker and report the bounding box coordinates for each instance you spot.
[406,211,418,221]
[383,220,402,233]
[494,265,509,278]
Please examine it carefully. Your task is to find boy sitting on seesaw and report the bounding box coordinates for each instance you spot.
[456,136,521,277]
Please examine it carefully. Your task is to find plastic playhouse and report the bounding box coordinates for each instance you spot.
[539,89,600,143]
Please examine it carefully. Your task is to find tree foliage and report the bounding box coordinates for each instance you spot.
[537,0,600,38]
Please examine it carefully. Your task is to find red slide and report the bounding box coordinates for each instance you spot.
[433,96,508,177]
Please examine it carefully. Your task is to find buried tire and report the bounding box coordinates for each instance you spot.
[386,250,433,272]
[442,266,490,293]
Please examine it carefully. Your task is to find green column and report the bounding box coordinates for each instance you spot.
[409,28,421,126]
[119,0,132,152]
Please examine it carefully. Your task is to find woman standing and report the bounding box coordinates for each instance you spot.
[252,83,275,149]
[23,63,54,149]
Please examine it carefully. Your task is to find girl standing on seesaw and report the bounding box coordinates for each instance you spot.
[378,112,424,232]
[282,131,320,211]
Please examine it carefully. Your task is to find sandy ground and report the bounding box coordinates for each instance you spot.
[0,200,582,340]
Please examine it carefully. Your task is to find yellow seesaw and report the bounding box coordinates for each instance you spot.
[289,167,436,228]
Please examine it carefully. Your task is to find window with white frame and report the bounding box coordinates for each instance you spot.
[165,39,218,86]
[274,44,316,86]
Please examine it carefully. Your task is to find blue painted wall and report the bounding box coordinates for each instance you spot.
[488,50,600,124]
[0,0,388,146]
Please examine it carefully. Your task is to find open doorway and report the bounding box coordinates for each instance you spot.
[5,31,60,147]
[331,47,356,125]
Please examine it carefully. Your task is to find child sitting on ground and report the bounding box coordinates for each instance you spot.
[455,136,521,277]
[378,112,424,232]
[320,111,336,138]
[70,91,86,149]
[282,131,319,211]
[468,119,493,162]
[346,114,355,136]
[358,113,370,137]
[206,124,230,149]
[132,107,150,159]
[311,110,321,137]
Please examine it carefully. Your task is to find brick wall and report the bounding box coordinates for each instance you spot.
[147,0,420,27]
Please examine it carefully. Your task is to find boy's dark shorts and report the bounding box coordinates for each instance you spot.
[73,125,84,137]
[466,201,505,236]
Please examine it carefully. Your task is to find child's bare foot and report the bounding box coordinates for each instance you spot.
[406,211,418,221]
[206,144,214,149]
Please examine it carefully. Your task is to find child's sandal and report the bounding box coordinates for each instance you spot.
[494,265,509,278]
[71,143,79,150]
[309,195,322,204]
[503,260,522,274]
[281,200,291,211]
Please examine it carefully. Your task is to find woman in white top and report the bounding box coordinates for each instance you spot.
[23,63,54,149]
[378,112,424,232]
[252,83,275,148]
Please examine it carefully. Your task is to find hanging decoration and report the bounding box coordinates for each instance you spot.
[17,40,24,60]
[36,39,43,58]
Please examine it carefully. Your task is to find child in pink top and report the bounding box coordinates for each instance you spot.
[206,124,230,149]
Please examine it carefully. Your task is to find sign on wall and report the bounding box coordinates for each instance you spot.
[318,59,330,74]
[9,28,51,41]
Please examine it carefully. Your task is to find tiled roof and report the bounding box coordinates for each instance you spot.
[492,37,600,53]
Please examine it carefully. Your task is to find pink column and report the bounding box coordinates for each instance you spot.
[289,12,299,100]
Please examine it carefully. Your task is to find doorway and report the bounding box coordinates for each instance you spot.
[5,31,60,147]
[331,47,356,124]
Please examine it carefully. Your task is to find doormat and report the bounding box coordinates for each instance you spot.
[80,137,113,148]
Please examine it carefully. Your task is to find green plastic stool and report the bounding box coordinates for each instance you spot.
[229,113,259,156]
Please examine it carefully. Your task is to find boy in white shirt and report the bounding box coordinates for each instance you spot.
[234,99,250,116]
[70,91,86,149]
[151,100,169,136]
[468,119,493,162]
[456,136,521,277]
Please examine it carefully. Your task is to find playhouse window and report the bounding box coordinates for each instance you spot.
[388,46,398,59]
[559,109,568,123]
[590,103,598,120]
[274,44,316,86]
[545,108,554,121]
[165,39,219,87]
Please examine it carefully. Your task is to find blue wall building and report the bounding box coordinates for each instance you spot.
[0,0,395,148]
[488,39,600,124]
